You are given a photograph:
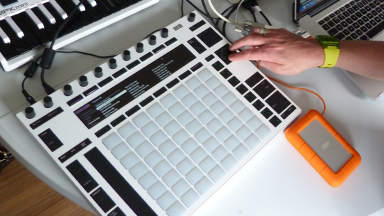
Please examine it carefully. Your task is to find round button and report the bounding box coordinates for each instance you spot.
[136,43,144,53]
[64,84,73,96]
[123,50,130,61]
[109,58,117,69]
[149,35,156,45]
[25,107,35,119]
[79,75,88,87]
[161,28,168,38]
[44,96,53,108]
[188,13,195,22]
[95,67,103,78]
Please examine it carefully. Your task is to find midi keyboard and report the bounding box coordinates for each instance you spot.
[17,12,301,216]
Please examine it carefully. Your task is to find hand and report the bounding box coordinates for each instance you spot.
[228,28,325,75]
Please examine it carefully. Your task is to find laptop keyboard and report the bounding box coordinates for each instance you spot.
[102,68,273,215]
[318,0,384,40]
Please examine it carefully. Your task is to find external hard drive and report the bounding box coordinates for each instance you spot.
[286,110,361,187]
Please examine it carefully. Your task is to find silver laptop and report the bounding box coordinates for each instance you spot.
[294,0,384,100]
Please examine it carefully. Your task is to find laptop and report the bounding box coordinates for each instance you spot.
[293,0,384,100]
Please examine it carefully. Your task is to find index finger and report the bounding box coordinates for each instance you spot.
[229,34,268,51]
[228,47,271,62]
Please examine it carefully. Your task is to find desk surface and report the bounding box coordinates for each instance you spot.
[1,0,384,215]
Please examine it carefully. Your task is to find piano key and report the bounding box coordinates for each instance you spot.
[0,40,19,60]
[113,0,131,8]
[55,0,93,26]
[50,0,68,20]
[11,14,42,49]
[0,27,10,44]
[38,4,57,24]
[18,12,52,44]
[87,0,97,7]
[99,0,121,12]
[32,6,59,37]
[0,20,30,54]
[44,2,76,35]
[26,9,44,29]
[5,17,24,38]
[71,0,86,11]
[82,0,104,20]
[84,0,112,17]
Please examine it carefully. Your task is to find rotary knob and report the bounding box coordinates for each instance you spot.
[25,107,36,119]
[44,96,53,108]
[149,35,156,45]
[123,50,130,61]
[79,75,88,87]
[64,84,73,96]
[161,28,168,38]
[136,43,144,53]
[188,13,195,22]
[109,58,117,69]
[95,67,103,78]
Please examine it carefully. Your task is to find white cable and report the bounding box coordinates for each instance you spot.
[207,0,240,27]
[235,0,244,24]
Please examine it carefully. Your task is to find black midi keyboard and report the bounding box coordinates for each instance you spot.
[0,0,158,71]
[17,12,301,216]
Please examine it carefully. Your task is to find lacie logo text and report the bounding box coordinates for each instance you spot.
[322,141,330,149]
[0,2,28,16]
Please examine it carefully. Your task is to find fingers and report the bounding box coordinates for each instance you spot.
[229,28,279,51]
[228,47,269,62]
[258,60,282,73]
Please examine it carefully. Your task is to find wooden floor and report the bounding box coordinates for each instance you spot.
[0,159,96,216]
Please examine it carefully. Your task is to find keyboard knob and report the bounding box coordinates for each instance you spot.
[64,84,73,96]
[95,67,103,78]
[79,75,88,87]
[136,43,144,53]
[188,13,195,22]
[161,28,168,38]
[123,50,130,61]
[149,35,156,45]
[25,107,36,119]
[44,96,53,108]
[109,58,117,69]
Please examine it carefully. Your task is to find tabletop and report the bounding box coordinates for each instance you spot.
[1,0,384,215]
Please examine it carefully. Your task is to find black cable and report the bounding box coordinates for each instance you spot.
[249,8,257,22]
[260,11,272,26]
[144,29,162,39]
[201,0,220,31]
[185,0,220,20]
[215,3,237,26]
[50,0,89,49]
[222,4,238,40]
[22,77,27,91]
[56,50,116,58]
[181,0,184,17]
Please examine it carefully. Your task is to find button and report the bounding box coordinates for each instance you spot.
[79,75,88,87]
[109,58,117,69]
[64,84,73,96]
[149,35,156,45]
[37,4,56,24]
[25,107,36,119]
[188,13,196,22]
[161,28,169,38]
[123,50,130,61]
[5,17,24,38]
[50,0,68,20]
[136,42,144,53]
[26,9,44,29]
[94,67,103,78]
[44,96,53,108]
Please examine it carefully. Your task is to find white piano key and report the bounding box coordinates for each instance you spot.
[5,17,24,38]
[50,0,68,19]
[0,28,10,44]
[87,0,97,7]
[38,4,56,24]
[71,0,86,11]
[26,9,44,29]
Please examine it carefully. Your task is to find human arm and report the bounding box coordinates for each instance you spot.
[228,28,384,81]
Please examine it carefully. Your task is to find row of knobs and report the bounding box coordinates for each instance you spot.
[24,13,199,119]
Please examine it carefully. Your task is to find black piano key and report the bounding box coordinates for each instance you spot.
[0,20,30,54]
[82,1,104,20]
[11,14,42,49]
[18,12,52,44]
[0,41,19,60]
[113,0,131,8]
[56,0,95,26]
[85,0,112,17]
[44,2,75,35]
[99,0,121,12]
[32,7,59,38]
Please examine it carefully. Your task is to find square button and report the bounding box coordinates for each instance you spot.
[238,108,254,123]
[228,76,240,87]
[132,112,151,128]
[197,68,213,81]
[195,128,211,144]
[230,100,246,114]
[148,181,167,200]
[212,61,224,71]
[198,110,214,125]
[210,101,226,115]
[176,158,195,175]
[186,119,203,134]
[169,102,186,117]
[206,119,224,133]
[213,84,229,98]
[154,160,172,177]
[227,117,243,132]
[244,92,257,103]
[181,189,200,207]
[126,132,146,148]
[236,84,248,95]
[190,147,208,164]
[160,94,178,108]
[195,177,213,195]
[220,69,232,79]
[222,92,237,106]
[185,168,204,185]
[146,103,165,118]
[172,179,190,198]
[173,129,190,145]
[141,122,160,137]
[173,85,190,99]
[181,93,198,107]
[111,143,131,160]
[163,169,181,187]
[136,141,155,158]
[218,109,235,123]
[190,101,206,116]
[159,140,177,156]
[177,111,194,126]
[164,121,182,136]
[194,85,209,98]
[199,157,216,173]
[244,134,260,149]
[185,77,202,90]
[202,93,218,107]
[149,130,168,146]
[155,112,173,127]
[144,151,163,167]
[168,149,186,165]
[202,137,220,153]
[206,76,221,90]
[215,127,232,142]
[118,122,137,139]
[138,171,157,190]
[224,135,241,151]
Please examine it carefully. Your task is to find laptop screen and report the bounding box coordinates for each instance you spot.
[295,0,329,20]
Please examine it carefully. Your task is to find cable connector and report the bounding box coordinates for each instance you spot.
[235,20,277,36]
[24,61,39,78]
[22,90,36,105]
[39,48,56,69]
[42,82,55,95]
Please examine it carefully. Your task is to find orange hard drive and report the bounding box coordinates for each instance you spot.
[285,109,361,187]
